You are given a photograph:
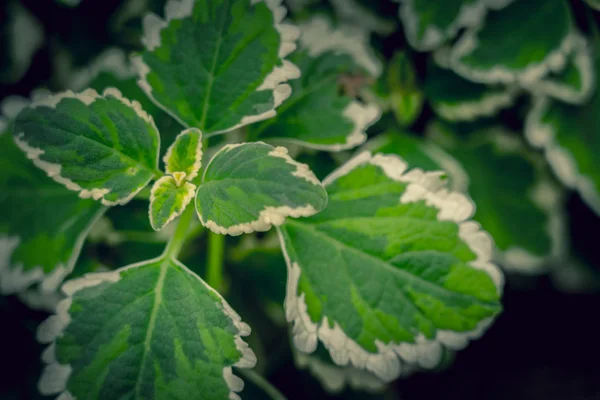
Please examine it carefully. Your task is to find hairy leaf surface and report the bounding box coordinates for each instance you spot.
[196,142,327,235]
[38,257,256,400]
[279,151,503,382]
[135,0,300,134]
[13,88,161,206]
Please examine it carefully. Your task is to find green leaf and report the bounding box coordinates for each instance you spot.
[398,0,511,51]
[361,131,466,188]
[13,88,161,206]
[279,151,503,382]
[37,256,256,400]
[448,0,574,84]
[149,176,196,231]
[163,128,203,181]
[425,52,517,121]
[196,142,328,235]
[65,47,186,159]
[134,0,300,134]
[428,124,566,273]
[525,71,600,214]
[0,113,106,295]
[522,34,596,104]
[248,16,381,151]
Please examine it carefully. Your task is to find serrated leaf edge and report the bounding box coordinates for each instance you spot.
[163,127,203,181]
[398,0,513,52]
[426,124,568,272]
[36,256,257,400]
[525,95,600,215]
[197,143,325,236]
[281,151,503,382]
[149,176,196,231]
[13,87,160,206]
[69,47,136,91]
[134,0,301,134]
[449,21,578,85]
[428,51,519,121]
[298,15,382,78]
[293,347,390,394]
[486,131,567,272]
[523,33,596,105]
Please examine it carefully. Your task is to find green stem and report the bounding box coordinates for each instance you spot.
[134,186,152,200]
[207,231,225,290]
[235,369,287,400]
[163,205,195,260]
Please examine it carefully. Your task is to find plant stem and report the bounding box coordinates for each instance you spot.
[134,186,152,200]
[207,231,225,290]
[163,205,195,260]
[235,369,287,400]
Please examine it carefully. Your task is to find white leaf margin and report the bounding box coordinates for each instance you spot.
[431,88,517,122]
[163,127,204,181]
[292,347,394,394]
[133,0,301,135]
[430,50,519,121]
[36,255,257,400]
[282,16,382,151]
[398,0,515,52]
[197,143,324,236]
[68,47,136,92]
[525,95,600,215]
[448,10,578,85]
[149,176,196,231]
[13,87,160,207]
[280,151,504,382]
[426,124,568,273]
[522,33,596,105]
[298,15,382,78]
[472,130,568,273]
[0,206,106,296]
[0,96,108,297]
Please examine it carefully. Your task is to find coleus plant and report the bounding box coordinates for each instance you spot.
[1,0,599,398]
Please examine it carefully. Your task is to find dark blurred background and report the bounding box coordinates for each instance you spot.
[1,1,600,399]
